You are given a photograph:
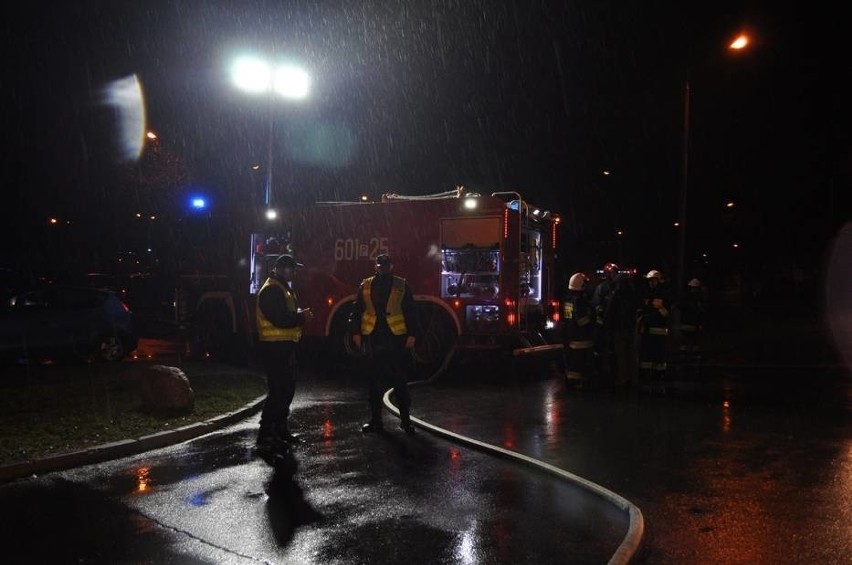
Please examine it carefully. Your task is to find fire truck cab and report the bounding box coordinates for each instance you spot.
[246,187,563,373]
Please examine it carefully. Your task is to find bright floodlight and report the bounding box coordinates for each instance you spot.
[232,57,272,94]
[274,65,310,99]
[232,57,309,99]
[266,208,278,220]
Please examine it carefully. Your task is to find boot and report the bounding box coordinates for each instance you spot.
[399,411,415,434]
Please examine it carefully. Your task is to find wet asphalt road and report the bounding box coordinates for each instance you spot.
[0,352,849,564]
[0,362,627,564]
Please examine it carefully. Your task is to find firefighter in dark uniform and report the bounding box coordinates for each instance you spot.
[351,254,420,434]
[255,254,313,453]
[591,262,619,376]
[676,278,706,361]
[562,272,596,388]
[637,269,670,387]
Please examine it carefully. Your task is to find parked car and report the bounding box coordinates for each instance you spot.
[0,286,138,363]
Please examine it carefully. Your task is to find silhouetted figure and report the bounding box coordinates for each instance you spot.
[562,272,596,388]
[352,254,420,434]
[603,273,640,387]
[637,269,671,390]
[256,254,314,454]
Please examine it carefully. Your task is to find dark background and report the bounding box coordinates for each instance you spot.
[2,0,850,297]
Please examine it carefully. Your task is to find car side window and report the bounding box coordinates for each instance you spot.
[20,291,48,310]
[52,288,104,311]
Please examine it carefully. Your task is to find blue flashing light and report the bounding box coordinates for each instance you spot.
[191,197,207,210]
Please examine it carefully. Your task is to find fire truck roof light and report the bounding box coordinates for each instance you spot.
[464,198,477,210]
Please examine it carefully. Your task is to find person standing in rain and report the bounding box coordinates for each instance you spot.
[637,269,671,388]
[676,278,707,361]
[351,254,420,434]
[255,254,313,454]
[603,272,640,388]
[591,262,619,378]
[561,272,596,388]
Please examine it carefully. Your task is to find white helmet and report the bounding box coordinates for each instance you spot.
[568,272,587,291]
[687,278,701,288]
[645,270,662,280]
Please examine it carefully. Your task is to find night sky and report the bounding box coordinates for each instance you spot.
[2,1,849,286]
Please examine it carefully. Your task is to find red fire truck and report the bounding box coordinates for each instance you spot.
[177,187,563,374]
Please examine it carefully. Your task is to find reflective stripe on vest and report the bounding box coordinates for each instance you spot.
[360,276,408,336]
[256,278,302,342]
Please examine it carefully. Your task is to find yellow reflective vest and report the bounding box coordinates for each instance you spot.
[256,278,302,342]
[360,275,408,336]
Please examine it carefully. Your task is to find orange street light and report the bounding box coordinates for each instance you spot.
[729,34,749,50]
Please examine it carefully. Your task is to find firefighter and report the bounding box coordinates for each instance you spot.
[603,272,640,388]
[591,262,619,375]
[255,254,314,454]
[637,269,670,388]
[561,272,595,388]
[351,254,420,434]
[676,278,706,361]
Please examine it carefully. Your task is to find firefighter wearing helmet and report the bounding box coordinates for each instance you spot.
[561,272,595,388]
[675,277,706,360]
[637,268,671,389]
[591,262,620,376]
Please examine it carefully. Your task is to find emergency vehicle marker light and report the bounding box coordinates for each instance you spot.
[503,209,509,239]
[464,198,477,210]
[326,297,333,307]
[453,299,461,309]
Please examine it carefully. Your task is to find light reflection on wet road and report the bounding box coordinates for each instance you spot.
[412,365,851,565]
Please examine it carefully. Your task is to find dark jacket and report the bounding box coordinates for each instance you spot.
[638,282,670,330]
[604,279,640,333]
[562,291,595,343]
[677,288,706,328]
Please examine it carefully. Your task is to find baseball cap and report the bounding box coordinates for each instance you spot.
[275,254,304,270]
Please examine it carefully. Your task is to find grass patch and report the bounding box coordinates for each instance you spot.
[0,363,266,465]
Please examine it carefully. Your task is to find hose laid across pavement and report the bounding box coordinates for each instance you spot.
[383,365,645,565]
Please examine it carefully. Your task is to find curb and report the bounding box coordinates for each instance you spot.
[384,383,644,565]
[0,395,266,485]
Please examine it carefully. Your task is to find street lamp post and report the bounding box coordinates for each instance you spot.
[675,74,691,298]
[676,34,749,298]
[231,56,310,211]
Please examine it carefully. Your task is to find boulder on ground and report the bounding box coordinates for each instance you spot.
[129,364,195,412]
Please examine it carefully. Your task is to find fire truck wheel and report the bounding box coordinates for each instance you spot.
[328,305,361,360]
[411,304,457,369]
